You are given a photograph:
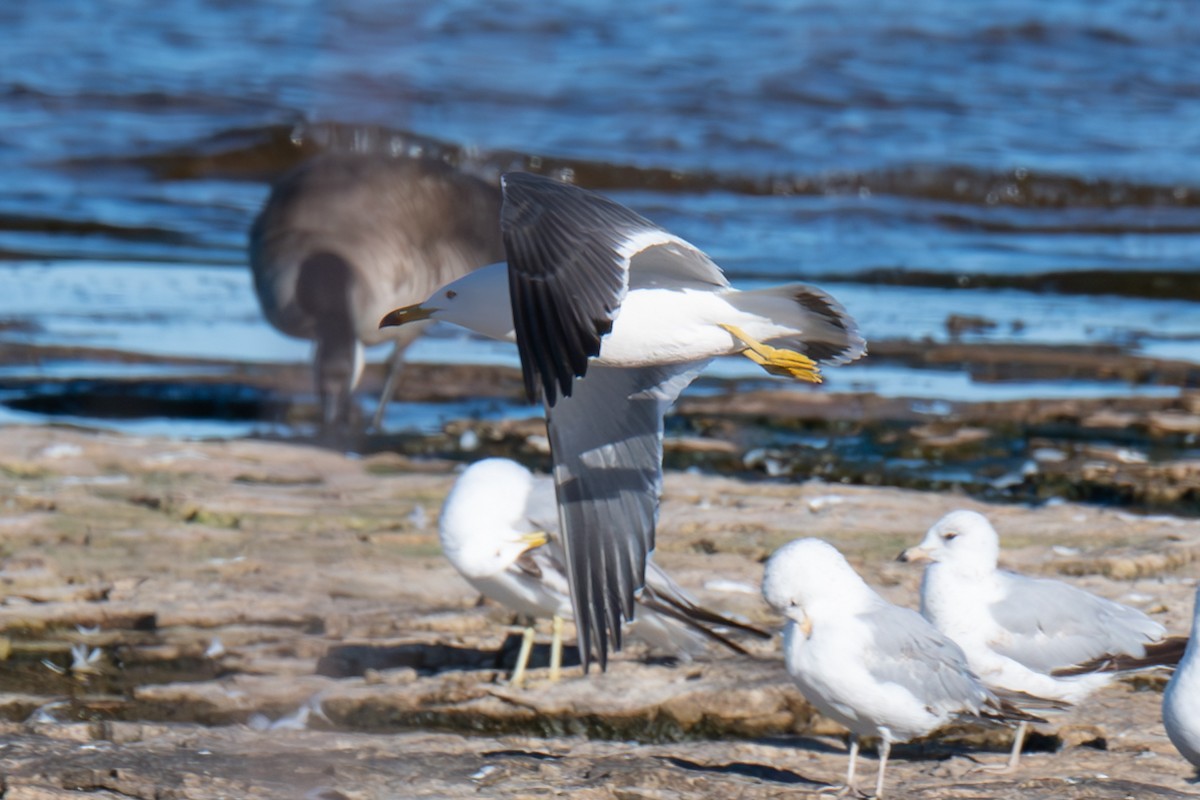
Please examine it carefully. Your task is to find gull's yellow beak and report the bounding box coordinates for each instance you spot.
[380,303,437,329]
[519,531,548,551]
[897,546,932,564]
[798,610,813,639]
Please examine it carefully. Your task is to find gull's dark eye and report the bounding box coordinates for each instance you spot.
[446,289,458,300]
[943,531,958,541]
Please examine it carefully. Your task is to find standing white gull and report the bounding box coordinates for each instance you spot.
[249,152,504,429]
[439,458,769,686]
[382,172,866,669]
[899,509,1177,769]
[1162,587,1200,772]
[762,538,1037,799]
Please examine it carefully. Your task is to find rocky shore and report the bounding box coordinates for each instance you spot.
[1,424,1198,798]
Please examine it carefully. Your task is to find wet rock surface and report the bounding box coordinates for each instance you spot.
[3,341,1200,517]
[1,425,1199,797]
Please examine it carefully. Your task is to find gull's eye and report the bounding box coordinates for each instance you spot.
[943,531,958,541]
[446,289,458,300]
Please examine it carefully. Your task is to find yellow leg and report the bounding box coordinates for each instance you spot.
[550,615,564,682]
[718,324,823,383]
[510,624,536,688]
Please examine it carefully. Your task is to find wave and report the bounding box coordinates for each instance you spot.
[2,82,282,115]
[0,212,192,244]
[69,121,1200,212]
[810,267,1200,302]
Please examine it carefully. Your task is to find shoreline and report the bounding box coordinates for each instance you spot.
[6,337,1198,517]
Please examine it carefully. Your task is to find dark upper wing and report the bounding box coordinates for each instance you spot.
[501,172,717,405]
[546,361,709,671]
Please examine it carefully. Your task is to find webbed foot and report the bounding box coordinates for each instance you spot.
[719,324,823,383]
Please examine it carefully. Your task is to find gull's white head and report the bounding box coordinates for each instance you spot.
[439,458,545,580]
[378,261,515,341]
[761,538,874,621]
[900,509,1000,575]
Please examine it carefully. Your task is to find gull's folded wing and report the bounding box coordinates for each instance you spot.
[989,571,1166,673]
[861,601,994,718]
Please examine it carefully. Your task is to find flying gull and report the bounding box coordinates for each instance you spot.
[439,458,769,685]
[762,538,1038,799]
[1163,587,1200,772]
[382,172,866,669]
[900,509,1178,770]
[249,152,504,429]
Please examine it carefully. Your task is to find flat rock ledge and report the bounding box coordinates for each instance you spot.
[0,425,1198,798]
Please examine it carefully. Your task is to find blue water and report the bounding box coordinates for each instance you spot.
[1,0,1198,434]
[5,1,1198,179]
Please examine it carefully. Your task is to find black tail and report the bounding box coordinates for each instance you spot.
[981,696,1049,726]
[731,282,867,366]
[637,583,771,655]
[1051,636,1189,677]
[992,687,1071,713]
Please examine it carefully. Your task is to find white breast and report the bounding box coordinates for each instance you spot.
[595,288,743,366]
[783,617,944,744]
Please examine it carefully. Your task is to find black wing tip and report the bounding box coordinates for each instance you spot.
[577,574,632,673]
[636,592,764,655]
[568,521,647,673]
[575,604,616,673]
[986,697,1048,725]
[640,585,772,644]
[1050,636,1190,677]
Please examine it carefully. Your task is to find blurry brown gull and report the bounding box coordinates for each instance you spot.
[249,152,504,428]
